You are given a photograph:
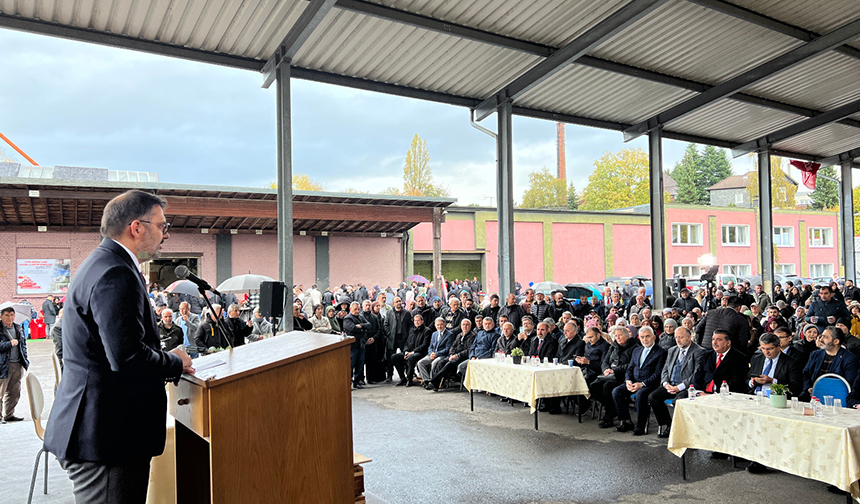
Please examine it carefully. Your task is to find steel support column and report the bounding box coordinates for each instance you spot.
[497,101,516,296]
[276,64,294,331]
[758,151,774,295]
[432,207,443,290]
[842,160,856,282]
[649,128,666,311]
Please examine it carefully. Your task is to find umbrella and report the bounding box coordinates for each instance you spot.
[602,276,623,284]
[216,274,276,293]
[0,302,32,325]
[406,274,429,284]
[165,280,201,297]
[532,281,566,294]
[631,275,651,281]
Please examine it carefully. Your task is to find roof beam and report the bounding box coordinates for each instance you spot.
[732,98,860,157]
[623,17,860,141]
[473,0,668,121]
[261,0,337,89]
[0,13,264,71]
[820,148,860,167]
[687,0,860,61]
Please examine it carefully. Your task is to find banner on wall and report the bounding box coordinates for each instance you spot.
[16,259,72,295]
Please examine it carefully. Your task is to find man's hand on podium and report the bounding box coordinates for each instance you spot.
[170,347,196,375]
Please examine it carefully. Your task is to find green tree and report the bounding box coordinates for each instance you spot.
[672,144,703,204]
[746,155,797,209]
[387,134,449,197]
[520,168,566,208]
[580,148,650,210]
[810,165,839,210]
[567,183,580,210]
[699,145,733,196]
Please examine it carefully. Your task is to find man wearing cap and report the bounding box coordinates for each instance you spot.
[0,306,29,423]
[672,288,699,317]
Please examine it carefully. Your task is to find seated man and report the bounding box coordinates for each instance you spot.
[593,325,640,429]
[418,317,453,388]
[530,321,559,361]
[612,326,667,435]
[557,321,586,364]
[392,314,431,387]
[697,330,749,396]
[495,322,519,355]
[648,326,704,438]
[800,326,860,402]
[429,319,476,391]
[457,316,499,379]
[577,327,610,384]
[516,315,536,353]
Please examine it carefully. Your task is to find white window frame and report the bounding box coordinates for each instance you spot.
[809,227,833,248]
[773,226,794,247]
[721,224,750,247]
[673,265,700,278]
[809,263,834,278]
[722,264,751,276]
[775,264,796,275]
[734,193,744,204]
[671,223,703,246]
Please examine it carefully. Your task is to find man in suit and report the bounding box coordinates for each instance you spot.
[530,321,558,361]
[428,318,476,391]
[612,326,668,435]
[697,329,748,395]
[748,332,803,397]
[557,321,586,364]
[801,326,859,402]
[418,317,453,387]
[44,190,193,504]
[648,326,705,438]
[343,302,369,389]
[774,326,802,361]
[392,314,431,387]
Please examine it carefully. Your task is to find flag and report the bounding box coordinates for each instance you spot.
[789,160,821,190]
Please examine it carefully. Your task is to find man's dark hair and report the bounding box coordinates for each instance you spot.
[713,329,731,343]
[773,326,790,337]
[819,285,832,294]
[726,296,742,309]
[0,306,16,315]
[759,332,779,347]
[490,294,499,301]
[100,190,167,239]
[825,325,842,344]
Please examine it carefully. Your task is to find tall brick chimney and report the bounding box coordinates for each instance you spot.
[556,122,566,181]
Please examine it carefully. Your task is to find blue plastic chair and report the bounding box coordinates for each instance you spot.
[812,373,851,406]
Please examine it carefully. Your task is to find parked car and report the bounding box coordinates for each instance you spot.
[563,283,603,302]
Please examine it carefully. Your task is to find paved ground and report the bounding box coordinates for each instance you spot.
[1,340,850,503]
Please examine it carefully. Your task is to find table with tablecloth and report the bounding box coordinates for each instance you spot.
[668,393,860,499]
[463,359,590,414]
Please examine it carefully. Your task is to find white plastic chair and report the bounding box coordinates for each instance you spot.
[25,373,49,504]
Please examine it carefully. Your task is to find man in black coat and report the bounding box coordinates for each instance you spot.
[157,309,185,351]
[42,295,59,335]
[343,302,369,389]
[696,330,749,394]
[530,292,551,323]
[1,306,30,423]
[594,326,640,429]
[547,292,573,323]
[428,318,476,391]
[481,294,501,324]
[194,305,232,350]
[529,321,559,361]
[672,288,700,317]
[44,191,192,503]
[696,296,750,353]
[612,326,668,435]
[392,314,431,387]
[498,294,525,332]
[557,321,586,364]
[577,327,610,384]
[806,284,851,332]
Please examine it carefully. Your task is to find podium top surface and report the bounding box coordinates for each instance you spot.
[182,332,352,388]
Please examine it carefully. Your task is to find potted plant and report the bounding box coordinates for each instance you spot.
[510,347,524,365]
[769,384,788,408]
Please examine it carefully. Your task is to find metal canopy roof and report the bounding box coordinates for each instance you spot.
[0,176,454,235]
[3,0,860,166]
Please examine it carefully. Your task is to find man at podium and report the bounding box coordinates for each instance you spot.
[44,190,194,504]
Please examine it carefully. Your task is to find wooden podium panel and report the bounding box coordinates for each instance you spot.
[167,332,354,504]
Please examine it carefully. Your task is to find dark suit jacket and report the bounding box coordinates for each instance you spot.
[557,335,586,363]
[44,239,183,463]
[802,347,860,392]
[625,345,667,388]
[748,352,802,396]
[696,347,749,394]
[660,342,705,389]
[530,336,558,361]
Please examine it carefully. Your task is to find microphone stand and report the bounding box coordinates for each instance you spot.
[199,287,236,351]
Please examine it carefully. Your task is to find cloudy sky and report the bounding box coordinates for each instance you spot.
[0,28,774,206]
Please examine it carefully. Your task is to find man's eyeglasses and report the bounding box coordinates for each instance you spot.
[137,220,171,233]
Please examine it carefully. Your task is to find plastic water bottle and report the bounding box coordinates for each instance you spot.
[688,385,696,401]
[720,381,729,400]
[812,397,824,418]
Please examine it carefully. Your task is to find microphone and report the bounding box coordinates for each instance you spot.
[174,266,223,296]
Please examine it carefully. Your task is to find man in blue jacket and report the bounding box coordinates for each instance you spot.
[418,317,453,387]
[44,190,193,504]
[801,326,859,402]
[612,326,667,436]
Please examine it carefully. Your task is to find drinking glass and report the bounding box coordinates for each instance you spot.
[755,390,764,405]
[834,399,842,414]
[824,395,834,409]
[791,397,800,412]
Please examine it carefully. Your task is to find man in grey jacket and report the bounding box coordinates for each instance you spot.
[647,327,705,437]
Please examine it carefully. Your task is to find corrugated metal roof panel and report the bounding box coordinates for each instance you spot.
[744,52,860,111]
[667,100,805,144]
[516,64,695,124]
[729,0,860,35]
[293,10,540,98]
[772,123,860,157]
[590,0,803,85]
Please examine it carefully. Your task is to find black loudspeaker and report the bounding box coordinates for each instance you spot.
[674,277,687,293]
[259,281,285,318]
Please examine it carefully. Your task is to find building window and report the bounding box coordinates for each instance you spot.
[775,264,796,275]
[734,193,744,204]
[721,225,750,246]
[773,226,794,247]
[673,265,700,278]
[809,228,833,247]
[809,263,834,278]
[671,223,702,246]
[723,264,751,276]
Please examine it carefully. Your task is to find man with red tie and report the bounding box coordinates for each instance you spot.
[697,330,748,395]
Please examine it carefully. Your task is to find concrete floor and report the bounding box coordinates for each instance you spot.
[1,340,850,503]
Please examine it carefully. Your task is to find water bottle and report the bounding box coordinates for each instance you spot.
[720,380,729,400]
[688,385,696,402]
[812,397,824,418]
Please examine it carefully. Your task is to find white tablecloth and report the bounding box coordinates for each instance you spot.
[464,359,590,413]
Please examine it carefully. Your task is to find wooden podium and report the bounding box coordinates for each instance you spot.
[166,332,354,503]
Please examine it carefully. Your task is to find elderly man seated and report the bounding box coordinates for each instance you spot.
[647,327,704,438]
[495,322,519,355]
[593,325,640,429]
[428,319,476,391]
[418,317,454,389]
[611,326,667,435]
[457,316,499,380]
[392,314,431,387]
